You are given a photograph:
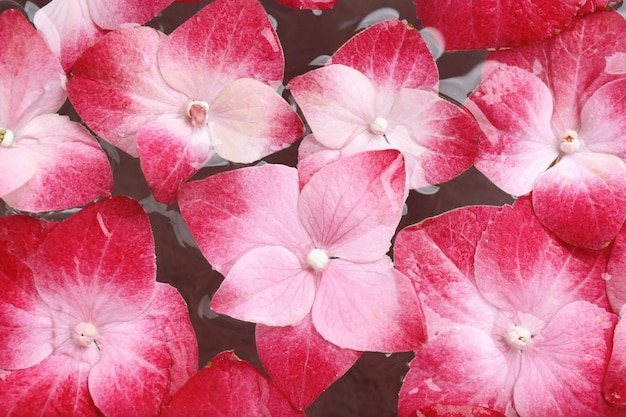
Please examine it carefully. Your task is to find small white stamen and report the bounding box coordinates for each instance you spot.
[0,128,15,147]
[558,129,580,153]
[186,101,210,127]
[72,322,99,347]
[306,248,329,272]
[369,116,388,135]
[505,325,532,350]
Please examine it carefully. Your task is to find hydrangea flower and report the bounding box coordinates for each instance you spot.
[0,9,112,213]
[394,197,617,417]
[178,149,425,353]
[34,0,176,71]
[289,20,478,190]
[466,10,626,249]
[0,196,198,416]
[67,0,303,203]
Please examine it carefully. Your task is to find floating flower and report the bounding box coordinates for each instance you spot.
[0,196,198,416]
[178,150,425,353]
[290,20,478,190]
[466,10,626,249]
[0,9,112,213]
[67,0,303,203]
[394,197,617,416]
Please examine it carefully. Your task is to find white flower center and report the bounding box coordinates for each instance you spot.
[72,322,99,347]
[369,116,388,135]
[505,325,532,350]
[0,128,15,147]
[306,248,329,272]
[558,129,580,153]
[187,100,210,127]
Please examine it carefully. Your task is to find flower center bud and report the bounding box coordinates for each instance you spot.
[558,129,580,153]
[72,322,99,347]
[306,248,329,272]
[187,101,210,127]
[369,116,388,135]
[505,325,532,350]
[0,128,15,147]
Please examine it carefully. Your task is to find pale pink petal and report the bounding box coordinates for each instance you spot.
[329,20,438,92]
[607,227,626,313]
[158,0,284,101]
[274,0,337,10]
[514,301,616,417]
[0,146,37,198]
[87,0,174,30]
[532,152,626,249]
[67,26,186,157]
[2,113,112,212]
[398,326,513,417]
[209,78,303,163]
[0,355,99,416]
[211,246,316,326]
[0,10,66,130]
[178,164,310,274]
[414,404,506,417]
[136,118,212,204]
[394,206,499,334]
[296,134,341,188]
[475,196,610,319]
[467,66,558,196]
[299,150,406,262]
[256,314,361,410]
[604,306,626,406]
[387,88,478,189]
[89,316,172,417]
[34,0,106,71]
[312,257,425,352]
[289,64,377,149]
[33,196,156,322]
[162,351,305,417]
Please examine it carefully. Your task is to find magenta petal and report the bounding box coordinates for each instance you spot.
[137,118,212,204]
[312,257,424,352]
[532,153,626,249]
[415,404,506,417]
[274,0,337,10]
[162,351,305,417]
[212,246,316,326]
[475,196,610,318]
[467,66,557,196]
[179,164,309,274]
[299,150,406,262]
[158,0,284,100]
[210,78,303,163]
[0,10,66,130]
[87,0,174,30]
[256,314,361,410]
[607,227,626,313]
[514,301,616,417]
[329,20,438,92]
[296,134,342,188]
[33,196,156,321]
[0,355,98,416]
[67,26,186,157]
[604,306,626,406]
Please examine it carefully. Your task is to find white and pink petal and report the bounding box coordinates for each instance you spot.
[87,0,174,30]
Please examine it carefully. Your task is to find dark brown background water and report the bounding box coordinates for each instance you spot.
[2,0,516,415]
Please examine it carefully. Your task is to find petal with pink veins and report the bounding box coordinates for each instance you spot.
[532,152,626,249]
[211,246,317,326]
[413,404,506,417]
[87,0,175,30]
[67,26,186,157]
[312,257,424,352]
[604,305,626,407]
[467,65,558,197]
[298,149,406,262]
[158,0,284,101]
[256,314,361,410]
[178,164,310,274]
[209,78,303,163]
[0,10,66,130]
[162,351,305,417]
[296,134,342,188]
[607,227,626,313]
[329,20,438,92]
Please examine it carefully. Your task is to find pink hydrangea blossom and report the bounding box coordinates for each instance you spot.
[394,196,617,417]
[466,10,626,249]
[34,0,176,71]
[0,196,198,416]
[178,150,425,353]
[289,20,478,190]
[0,9,112,213]
[67,0,304,203]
